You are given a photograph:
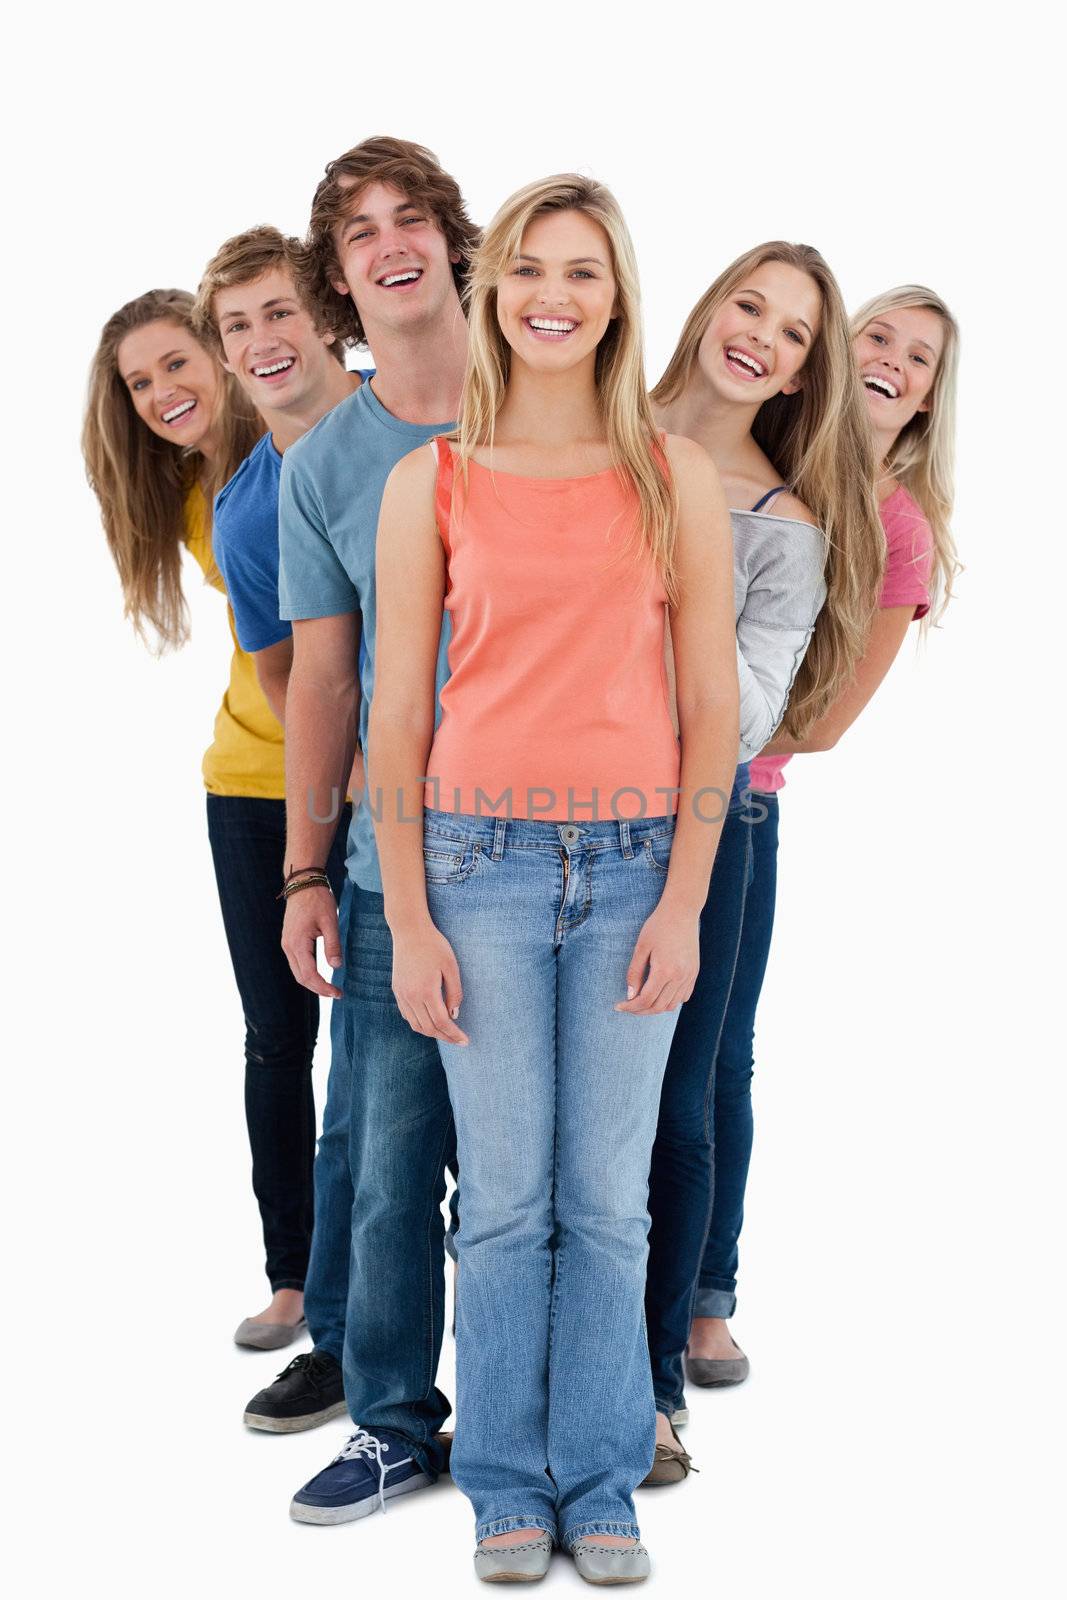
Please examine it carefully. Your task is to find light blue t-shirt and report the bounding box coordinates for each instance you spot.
[213,432,290,654]
[278,379,453,892]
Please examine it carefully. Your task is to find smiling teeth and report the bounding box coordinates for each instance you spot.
[864,376,899,398]
[726,348,765,376]
[529,318,576,333]
[162,400,195,422]
[254,359,294,376]
[381,270,421,286]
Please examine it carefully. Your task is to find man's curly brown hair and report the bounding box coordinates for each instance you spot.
[296,135,479,349]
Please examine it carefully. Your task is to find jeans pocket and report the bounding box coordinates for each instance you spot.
[642,834,673,875]
[423,839,481,886]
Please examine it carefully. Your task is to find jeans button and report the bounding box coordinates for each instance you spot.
[560,825,579,845]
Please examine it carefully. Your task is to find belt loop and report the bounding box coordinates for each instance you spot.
[619,819,633,860]
[492,817,507,861]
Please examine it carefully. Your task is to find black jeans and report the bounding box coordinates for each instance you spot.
[206,794,350,1291]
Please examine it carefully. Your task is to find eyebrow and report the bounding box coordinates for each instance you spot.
[514,253,607,267]
[342,202,421,232]
[736,286,813,339]
[219,297,299,320]
[868,317,939,357]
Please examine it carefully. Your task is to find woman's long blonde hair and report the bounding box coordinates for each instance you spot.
[653,242,884,738]
[457,174,679,600]
[82,288,262,651]
[852,285,961,626]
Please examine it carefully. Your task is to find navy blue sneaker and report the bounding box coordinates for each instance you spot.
[290,1428,432,1525]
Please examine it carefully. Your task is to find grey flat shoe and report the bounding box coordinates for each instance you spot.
[570,1541,650,1585]
[474,1534,553,1583]
[233,1314,308,1351]
[684,1345,749,1387]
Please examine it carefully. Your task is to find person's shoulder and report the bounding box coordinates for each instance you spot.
[216,432,277,513]
[881,483,933,548]
[661,431,715,478]
[388,438,440,488]
[286,381,371,475]
[761,489,816,527]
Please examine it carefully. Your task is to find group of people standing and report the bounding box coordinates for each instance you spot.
[83,135,959,1584]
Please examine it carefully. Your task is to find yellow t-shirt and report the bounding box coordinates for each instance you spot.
[183,486,286,799]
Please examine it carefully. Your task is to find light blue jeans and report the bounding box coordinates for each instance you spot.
[424,809,680,1548]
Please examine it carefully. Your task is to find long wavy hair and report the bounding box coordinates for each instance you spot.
[458,173,678,601]
[653,242,885,737]
[852,285,961,626]
[82,288,261,651]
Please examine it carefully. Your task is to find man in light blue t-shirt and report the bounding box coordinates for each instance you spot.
[270,137,478,1527]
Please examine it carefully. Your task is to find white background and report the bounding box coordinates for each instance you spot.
[6,3,1062,1596]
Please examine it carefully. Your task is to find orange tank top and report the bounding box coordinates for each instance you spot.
[425,440,680,822]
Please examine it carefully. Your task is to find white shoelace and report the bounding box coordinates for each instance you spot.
[333,1428,412,1514]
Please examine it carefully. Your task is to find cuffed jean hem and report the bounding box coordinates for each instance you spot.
[476,1516,557,1543]
[654,1398,677,1417]
[564,1520,641,1549]
[693,1285,737,1319]
[270,1277,306,1293]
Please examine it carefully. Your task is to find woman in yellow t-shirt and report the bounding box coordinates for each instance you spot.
[83,289,348,1348]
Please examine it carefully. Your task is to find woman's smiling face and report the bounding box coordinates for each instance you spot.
[697,260,822,403]
[117,319,221,450]
[855,304,945,434]
[495,208,618,374]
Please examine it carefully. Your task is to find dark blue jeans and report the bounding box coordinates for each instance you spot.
[645,797,754,1414]
[340,886,456,1475]
[205,795,350,1292]
[695,792,780,1318]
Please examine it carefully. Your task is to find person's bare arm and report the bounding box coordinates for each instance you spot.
[369,445,467,1046]
[618,435,739,1016]
[759,605,915,756]
[280,611,360,997]
[252,635,294,725]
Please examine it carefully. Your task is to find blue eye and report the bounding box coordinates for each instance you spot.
[869,332,887,345]
[738,301,758,315]
[168,358,186,371]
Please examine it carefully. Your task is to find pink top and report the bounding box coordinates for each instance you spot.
[748,485,934,794]
[425,441,680,820]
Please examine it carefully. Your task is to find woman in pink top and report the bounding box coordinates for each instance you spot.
[689,287,961,1384]
[370,175,738,1584]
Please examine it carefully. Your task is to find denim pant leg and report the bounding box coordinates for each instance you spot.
[430,854,560,1542]
[206,796,344,1291]
[303,876,354,1359]
[645,805,752,1411]
[549,838,680,1549]
[341,888,454,1473]
[696,795,780,1317]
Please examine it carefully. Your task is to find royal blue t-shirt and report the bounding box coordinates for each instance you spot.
[212,432,290,655]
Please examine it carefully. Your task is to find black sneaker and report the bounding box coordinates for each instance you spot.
[243,1350,347,1433]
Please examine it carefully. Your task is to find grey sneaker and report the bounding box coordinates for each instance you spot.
[570,1540,650,1585]
[474,1533,553,1583]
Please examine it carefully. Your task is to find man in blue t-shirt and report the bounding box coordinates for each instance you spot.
[271,137,478,1526]
[187,227,362,1360]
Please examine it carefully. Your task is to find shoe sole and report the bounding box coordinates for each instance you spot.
[670,1408,689,1426]
[243,1400,348,1434]
[686,1373,748,1388]
[290,1470,432,1524]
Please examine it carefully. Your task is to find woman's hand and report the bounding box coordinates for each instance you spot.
[391,919,470,1045]
[615,902,700,1015]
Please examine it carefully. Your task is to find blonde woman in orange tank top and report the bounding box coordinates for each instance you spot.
[370,177,738,1585]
